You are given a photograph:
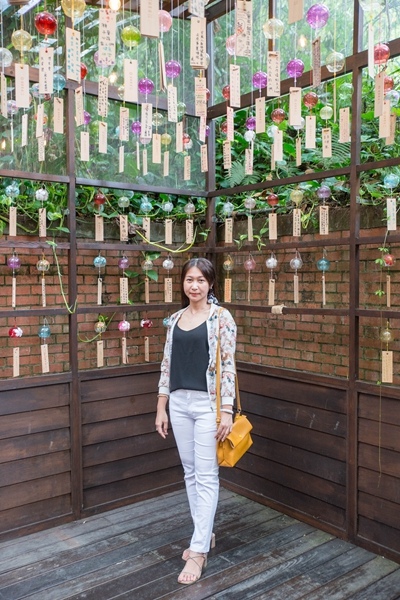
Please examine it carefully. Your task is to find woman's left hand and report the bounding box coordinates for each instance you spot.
[216,412,233,442]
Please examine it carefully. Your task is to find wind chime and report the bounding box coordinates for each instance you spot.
[118,254,130,304]
[93,190,106,242]
[244,196,256,242]
[7,250,21,309]
[266,192,279,241]
[6,181,19,237]
[317,184,331,235]
[383,173,399,233]
[9,320,23,377]
[222,199,234,244]
[94,317,107,368]
[265,252,278,306]
[118,195,131,242]
[291,189,304,237]
[141,315,153,362]
[184,200,196,243]
[38,318,51,374]
[142,256,154,304]
[316,248,330,306]
[36,254,50,307]
[380,321,393,384]
[382,251,395,308]
[162,255,174,303]
[93,253,107,306]
[162,198,174,244]
[36,186,49,238]
[290,250,303,305]
[118,316,130,365]
[139,195,152,241]
[244,254,256,303]
[223,255,234,303]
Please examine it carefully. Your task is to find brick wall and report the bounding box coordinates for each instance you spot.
[1,213,398,383]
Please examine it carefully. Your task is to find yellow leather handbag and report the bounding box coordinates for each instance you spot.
[215,312,253,467]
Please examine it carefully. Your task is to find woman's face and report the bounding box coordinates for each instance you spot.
[183,266,211,305]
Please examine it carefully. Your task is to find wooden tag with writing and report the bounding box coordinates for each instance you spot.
[293,208,301,237]
[13,347,20,378]
[120,277,129,304]
[41,344,50,374]
[319,205,329,235]
[382,350,393,383]
[165,219,173,244]
[144,336,150,362]
[268,279,275,306]
[9,206,17,237]
[269,212,277,240]
[164,277,173,303]
[225,217,233,243]
[120,214,129,241]
[97,340,104,368]
[95,215,104,241]
[39,207,47,238]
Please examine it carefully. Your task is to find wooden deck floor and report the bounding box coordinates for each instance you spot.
[1,488,400,600]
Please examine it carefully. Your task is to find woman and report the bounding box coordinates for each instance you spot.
[156,257,237,585]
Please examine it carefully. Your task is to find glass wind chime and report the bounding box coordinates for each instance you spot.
[142,256,154,304]
[317,248,330,306]
[118,254,130,304]
[37,254,50,307]
[380,320,393,384]
[93,253,107,306]
[7,250,21,308]
[222,200,234,244]
[223,255,234,303]
[244,255,256,302]
[290,250,303,305]
[265,252,278,306]
[9,319,23,377]
[162,255,174,303]
[38,318,51,374]
[118,315,130,364]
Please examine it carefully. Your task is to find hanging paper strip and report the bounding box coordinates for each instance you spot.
[97,340,104,368]
[123,59,138,102]
[140,0,159,37]
[235,0,252,58]
[190,17,207,69]
[66,28,81,82]
[41,344,49,374]
[98,9,116,66]
[15,64,30,108]
[229,64,241,108]
[39,47,54,95]
[53,97,64,134]
[288,0,304,23]
[267,52,281,97]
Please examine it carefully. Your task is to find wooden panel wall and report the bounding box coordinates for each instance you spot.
[0,377,72,539]
[221,365,348,535]
[80,368,182,515]
[1,365,400,563]
[357,387,400,557]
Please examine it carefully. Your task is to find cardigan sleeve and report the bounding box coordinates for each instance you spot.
[158,313,179,397]
[219,308,237,405]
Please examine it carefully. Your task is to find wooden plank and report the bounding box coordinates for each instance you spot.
[358,491,400,530]
[0,430,70,464]
[80,372,159,403]
[287,555,399,600]
[359,443,400,479]
[358,515,400,556]
[244,394,346,437]
[82,414,156,445]
[0,451,71,487]
[359,393,400,426]
[221,469,346,530]
[83,447,180,488]
[359,418,400,452]
[254,546,375,599]
[239,373,347,413]
[236,452,346,508]
[253,416,346,461]
[0,408,70,440]
[0,495,72,537]
[83,467,183,508]
[83,432,177,467]
[0,473,71,511]
[358,467,400,504]
[203,538,357,599]
[253,434,346,485]
[338,565,400,600]
[0,385,70,416]
[81,394,154,424]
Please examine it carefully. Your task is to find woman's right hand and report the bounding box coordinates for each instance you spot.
[155,408,169,439]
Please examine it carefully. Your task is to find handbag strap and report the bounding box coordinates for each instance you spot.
[216,308,240,424]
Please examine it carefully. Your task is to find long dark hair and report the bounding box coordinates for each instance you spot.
[180,257,217,307]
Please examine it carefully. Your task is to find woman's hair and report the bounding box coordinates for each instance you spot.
[180,257,217,307]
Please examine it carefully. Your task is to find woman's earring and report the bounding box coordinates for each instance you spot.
[207,287,218,304]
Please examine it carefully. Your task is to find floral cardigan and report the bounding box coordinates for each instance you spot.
[158,304,237,407]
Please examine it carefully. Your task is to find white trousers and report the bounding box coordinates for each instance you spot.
[169,389,219,553]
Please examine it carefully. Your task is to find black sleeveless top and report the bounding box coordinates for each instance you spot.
[170,320,209,393]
